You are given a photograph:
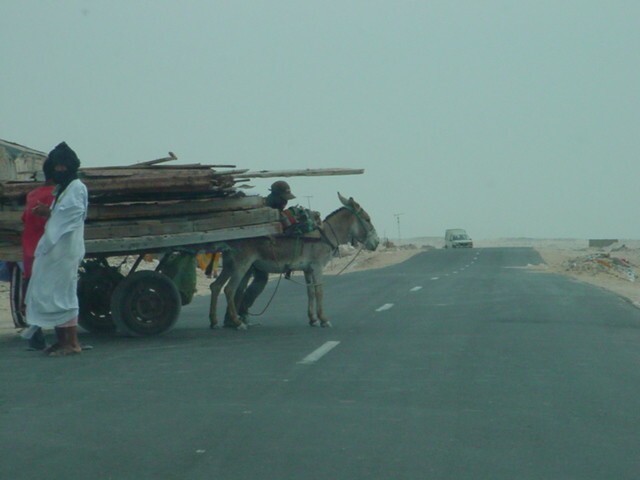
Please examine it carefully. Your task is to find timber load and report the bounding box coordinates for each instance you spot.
[0,152,364,260]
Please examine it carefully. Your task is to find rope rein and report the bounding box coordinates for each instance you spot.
[332,244,365,275]
[246,271,284,317]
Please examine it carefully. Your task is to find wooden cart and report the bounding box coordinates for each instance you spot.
[6,221,281,337]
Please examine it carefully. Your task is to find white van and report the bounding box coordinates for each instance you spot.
[444,229,473,248]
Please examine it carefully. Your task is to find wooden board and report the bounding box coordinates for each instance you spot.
[236,168,364,178]
[2,175,219,200]
[0,242,21,261]
[83,207,280,240]
[84,222,283,255]
[85,195,265,221]
[0,197,269,231]
[0,209,22,226]
[0,222,284,260]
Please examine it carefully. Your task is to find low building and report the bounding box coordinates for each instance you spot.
[0,138,46,181]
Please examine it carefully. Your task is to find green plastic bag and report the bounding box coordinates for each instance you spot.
[158,252,197,306]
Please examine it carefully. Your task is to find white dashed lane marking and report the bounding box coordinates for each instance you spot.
[298,341,340,364]
[373,251,484,319]
[375,303,394,312]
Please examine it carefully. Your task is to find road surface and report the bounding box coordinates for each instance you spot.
[2,247,639,479]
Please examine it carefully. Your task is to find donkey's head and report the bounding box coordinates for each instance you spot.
[338,193,380,251]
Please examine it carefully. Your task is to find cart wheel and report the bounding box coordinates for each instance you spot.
[78,261,124,334]
[111,270,181,337]
[9,263,27,328]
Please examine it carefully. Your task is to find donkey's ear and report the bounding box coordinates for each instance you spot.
[338,192,350,206]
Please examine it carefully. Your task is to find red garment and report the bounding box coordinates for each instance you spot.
[21,185,55,278]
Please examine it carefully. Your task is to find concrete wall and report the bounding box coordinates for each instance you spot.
[588,239,618,248]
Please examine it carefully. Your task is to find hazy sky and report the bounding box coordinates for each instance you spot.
[2,1,639,240]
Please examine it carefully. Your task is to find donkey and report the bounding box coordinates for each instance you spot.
[209,193,379,329]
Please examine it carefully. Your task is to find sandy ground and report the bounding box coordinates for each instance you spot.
[533,242,640,308]
[3,238,640,336]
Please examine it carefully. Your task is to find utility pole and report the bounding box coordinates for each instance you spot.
[393,213,404,245]
[302,195,313,210]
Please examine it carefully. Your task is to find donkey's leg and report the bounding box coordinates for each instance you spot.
[304,270,319,327]
[209,268,231,329]
[314,270,331,327]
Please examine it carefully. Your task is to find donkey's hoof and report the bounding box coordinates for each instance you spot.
[236,323,248,331]
[209,323,220,330]
[309,319,320,327]
[321,321,332,328]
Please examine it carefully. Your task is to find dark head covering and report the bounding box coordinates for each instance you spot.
[48,142,80,192]
[42,156,55,181]
[269,180,295,200]
[48,142,80,172]
[265,181,295,210]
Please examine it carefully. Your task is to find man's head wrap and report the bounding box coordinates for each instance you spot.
[42,156,55,181]
[48,142,81,191]
[48,142,80,173]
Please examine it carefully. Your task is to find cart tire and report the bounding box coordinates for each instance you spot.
[78,262,124,334]
[9,263,27,328]
[111,270,181,337]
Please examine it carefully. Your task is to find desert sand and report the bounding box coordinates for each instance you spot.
[2,238,640,337]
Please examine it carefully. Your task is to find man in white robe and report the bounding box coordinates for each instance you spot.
[26,142,88,356]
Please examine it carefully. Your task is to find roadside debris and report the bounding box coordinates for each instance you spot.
[563,253,636,282]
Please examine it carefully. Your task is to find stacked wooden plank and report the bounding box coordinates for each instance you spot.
[0,152,365,261]
[0,156,283,260]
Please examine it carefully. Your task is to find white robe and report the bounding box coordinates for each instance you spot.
[26,179,88,328]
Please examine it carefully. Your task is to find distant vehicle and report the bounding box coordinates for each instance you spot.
[444,229,473,248]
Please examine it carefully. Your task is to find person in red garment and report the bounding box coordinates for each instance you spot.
[20,158,55,350]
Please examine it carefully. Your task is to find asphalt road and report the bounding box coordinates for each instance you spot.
[2,247,640,480]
